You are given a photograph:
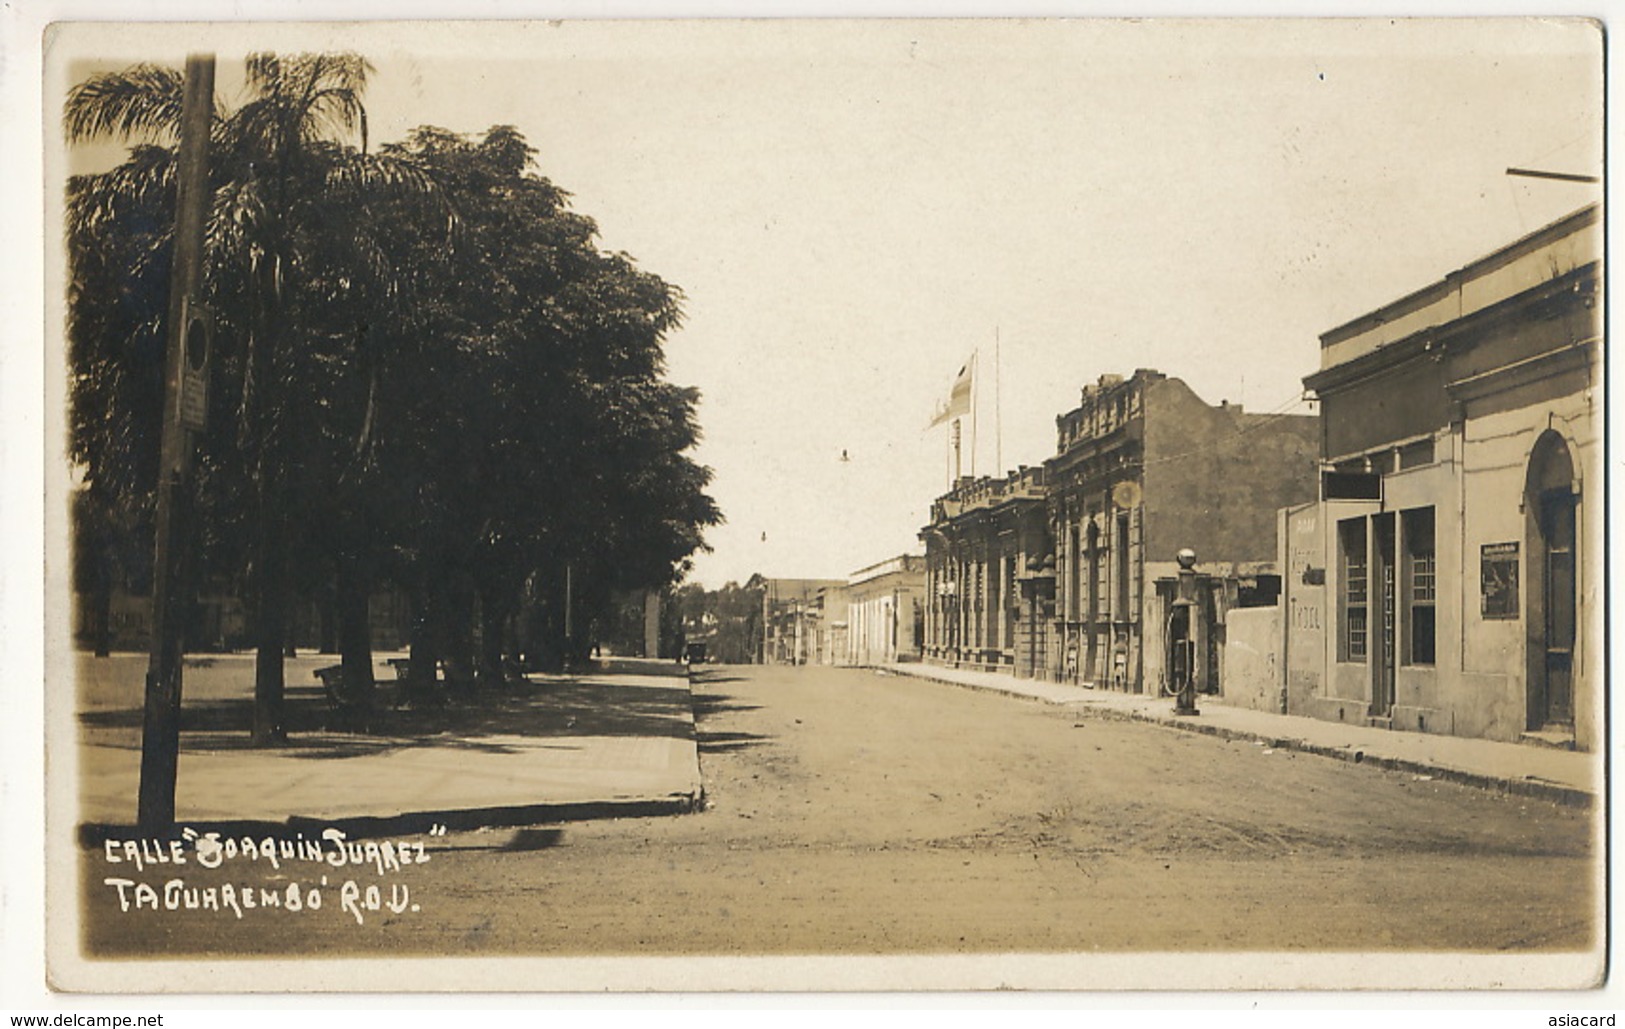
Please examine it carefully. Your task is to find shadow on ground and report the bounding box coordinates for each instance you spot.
[686,667,772,753]
[79,666,697,760]
[695,729,770,754]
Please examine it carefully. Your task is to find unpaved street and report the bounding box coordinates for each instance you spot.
[82,663,1597,958]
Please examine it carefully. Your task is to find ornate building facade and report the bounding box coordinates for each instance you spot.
[919,466,1050,676]
[920,370,1319,693]
[1045,370,1318,693]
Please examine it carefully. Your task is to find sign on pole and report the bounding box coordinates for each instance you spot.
[179,297,212,433]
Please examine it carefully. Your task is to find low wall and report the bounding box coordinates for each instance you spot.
[1220,606,1283,713]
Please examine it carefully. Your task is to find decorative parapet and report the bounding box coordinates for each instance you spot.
[1054,369,1165,454]
[927,465,1047,525]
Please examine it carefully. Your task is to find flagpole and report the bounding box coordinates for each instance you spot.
[970,350,979,478]
[994,328,1003,475]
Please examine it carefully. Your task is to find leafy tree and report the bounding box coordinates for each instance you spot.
[372,125,719,679]
[67,54,446,739]
[66,61,721,738]
[669,579,763,664]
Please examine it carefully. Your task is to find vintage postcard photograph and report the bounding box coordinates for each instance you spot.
[34,15,1606,996]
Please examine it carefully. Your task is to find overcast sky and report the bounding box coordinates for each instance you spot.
[51,18,1602,588]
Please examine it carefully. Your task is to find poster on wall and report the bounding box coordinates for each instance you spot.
[1481,542,1520,619]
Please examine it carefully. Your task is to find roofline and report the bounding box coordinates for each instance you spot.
[1319,203,1599,348]
[1304,260,1598,394]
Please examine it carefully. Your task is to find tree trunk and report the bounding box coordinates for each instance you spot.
[248,252,288,745]
[528,585,562,674]
[336,547,376,722]
[92,543,113,658]
[252,512,289,745]
[318,579,338,654]
[441,575,476,694]
[477,582,508,687]
[406,581,442,707]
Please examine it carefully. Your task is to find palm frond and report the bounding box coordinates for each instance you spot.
[206,177,269,270]
[242,51,374,151]
[320,147,433,198]
[64,64,184,143]
[65,144,176,240]
[242,53,283,99]
[303,86,367,146]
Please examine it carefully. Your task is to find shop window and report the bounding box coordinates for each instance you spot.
[1403,507,1436,665]
[1339,518,1368,662]
[1324,471,1381,501]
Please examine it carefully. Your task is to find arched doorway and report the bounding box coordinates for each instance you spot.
[1525,430,1578,732]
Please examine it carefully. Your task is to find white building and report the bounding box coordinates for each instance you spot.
[845,555,926,666]
[1272,204,1601,750]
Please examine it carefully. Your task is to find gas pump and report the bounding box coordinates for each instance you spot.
[1167,547,1199,716]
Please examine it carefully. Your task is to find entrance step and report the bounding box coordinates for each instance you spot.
[1521,728,1577,751]
[1365,716,1393,730]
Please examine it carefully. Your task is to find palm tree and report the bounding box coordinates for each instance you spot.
[66,53,444,742]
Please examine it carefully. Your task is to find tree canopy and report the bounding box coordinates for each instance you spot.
[65,53,721,729]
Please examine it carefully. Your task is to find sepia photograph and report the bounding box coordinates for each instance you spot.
[18,11,1608,999]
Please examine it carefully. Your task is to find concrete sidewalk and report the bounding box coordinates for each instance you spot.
[879,661,1599,807]
[75,654,704,834]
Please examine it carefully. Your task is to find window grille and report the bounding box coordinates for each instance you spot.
[1404,507,1436,665]
[1340,519,1368,662]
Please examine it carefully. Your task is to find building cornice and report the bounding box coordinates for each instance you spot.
[1304,261,1598,397]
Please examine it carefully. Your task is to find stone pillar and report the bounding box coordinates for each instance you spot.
[994,552,1002,658]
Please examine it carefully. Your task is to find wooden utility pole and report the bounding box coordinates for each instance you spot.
[137,54,215,830]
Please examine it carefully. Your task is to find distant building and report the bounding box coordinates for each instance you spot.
[919,465,1051,676]
[759,578,846,665]
[1276,204,1600,750]
[845,554,926,666]
[813,582,850,666]
[919,369,1320,693]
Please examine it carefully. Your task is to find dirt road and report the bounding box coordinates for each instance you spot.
[80,662,1597,959]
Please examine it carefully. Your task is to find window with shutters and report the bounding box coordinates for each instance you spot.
[1339,518,1368,662]
[1403,507,1436,665]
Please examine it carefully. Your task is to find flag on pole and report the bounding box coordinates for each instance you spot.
[927,356,974,428]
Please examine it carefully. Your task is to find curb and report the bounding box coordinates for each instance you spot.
[78,662,712,844]
[77,793,705,846]
[1082,705,1594,810]
[877,665,1593,810]
[286,795,708,834]
[877,663,1088,706]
